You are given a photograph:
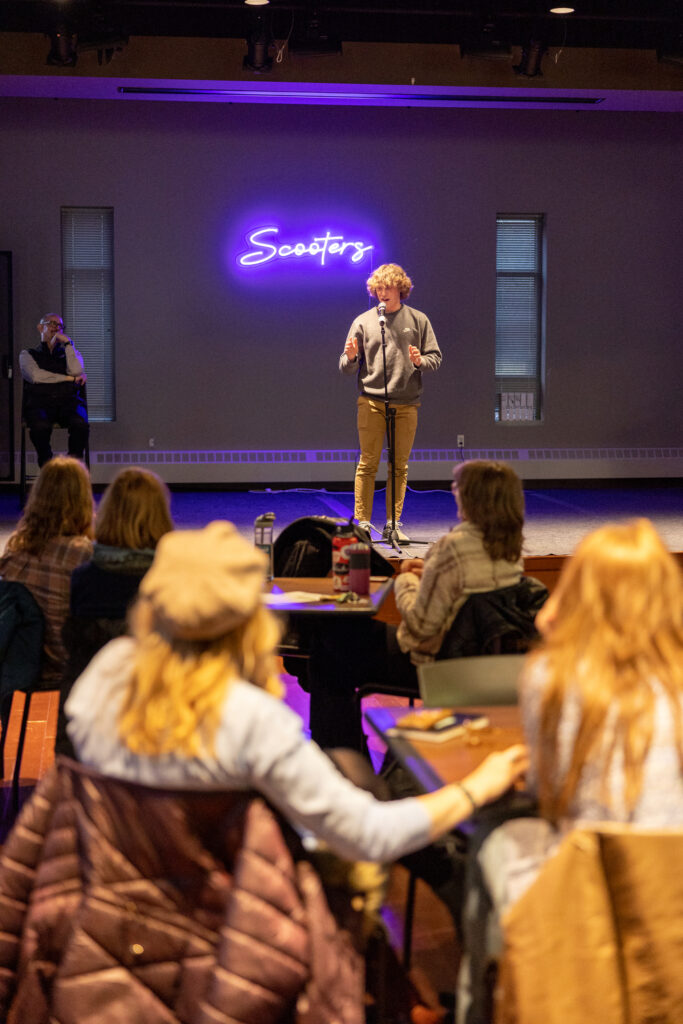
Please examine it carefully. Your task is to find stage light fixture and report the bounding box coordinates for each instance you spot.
[514,39,547,77]
[46,24,77,66]
[549,7,575,13]
[244,12,274,72]
[78,32,129,65]
[460,16,512,60]
[657,26,683,65]
[289,6,341,56]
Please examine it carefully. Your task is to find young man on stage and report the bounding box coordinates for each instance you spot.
[339,263,441,542]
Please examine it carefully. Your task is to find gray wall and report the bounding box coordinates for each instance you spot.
[2,97,681,481]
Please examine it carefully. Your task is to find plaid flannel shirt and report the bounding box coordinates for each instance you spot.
[393,520,524,664]
[0,535,93,679]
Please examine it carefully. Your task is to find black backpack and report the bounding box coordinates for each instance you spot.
[273,516,393,577]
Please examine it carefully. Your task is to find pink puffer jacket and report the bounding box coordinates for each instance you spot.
[0,758,364,1024]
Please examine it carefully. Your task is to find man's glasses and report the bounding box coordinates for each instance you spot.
[41,320,64,329]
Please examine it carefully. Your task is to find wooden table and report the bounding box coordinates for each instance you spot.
[365,704,523,792]
[266,576,394,749]
[266,576,394,617]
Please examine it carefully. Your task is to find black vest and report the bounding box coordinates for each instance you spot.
[24,342,74,407]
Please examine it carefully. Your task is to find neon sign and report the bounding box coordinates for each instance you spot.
[238,226,374,268]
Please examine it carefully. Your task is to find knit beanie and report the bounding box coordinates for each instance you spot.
[139,520,267,640]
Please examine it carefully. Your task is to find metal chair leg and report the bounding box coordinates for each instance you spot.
[20,422,27,507]
[12,691,33,814]
[402,870,417,970]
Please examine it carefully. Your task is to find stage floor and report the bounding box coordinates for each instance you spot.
[1,481,681,557]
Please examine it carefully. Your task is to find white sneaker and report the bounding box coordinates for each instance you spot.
[382,521,409,543]
[357,520,374,539]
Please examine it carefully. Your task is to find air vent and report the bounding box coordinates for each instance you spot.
[80,446,683,466]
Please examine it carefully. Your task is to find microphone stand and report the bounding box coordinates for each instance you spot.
[378,305,429,553]
[379,309,404,554]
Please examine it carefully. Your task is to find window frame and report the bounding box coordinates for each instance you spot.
[61,206,115,423]
[495,213,545,423]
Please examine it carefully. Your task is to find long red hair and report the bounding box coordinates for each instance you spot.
[526,519,683,822]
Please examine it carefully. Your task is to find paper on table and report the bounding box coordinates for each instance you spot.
[263,591,332,606]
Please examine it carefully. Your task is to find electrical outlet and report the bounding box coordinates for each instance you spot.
[457,434,465,448]
[149,437,155,448]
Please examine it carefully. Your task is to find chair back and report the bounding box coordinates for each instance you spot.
[21,377,88,412]
[0,580,44,728]
[496,825,683,1024]
[20,381,90,504]
[417,653,525,708]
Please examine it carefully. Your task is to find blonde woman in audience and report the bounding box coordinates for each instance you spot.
[66,521,528,866]
[58,467,173,754]
[459,518,683,1024]
[0,456,93,681]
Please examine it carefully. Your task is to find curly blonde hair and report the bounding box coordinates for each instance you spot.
[119,599,283,757]
[527,519,683,822]
[366,263,413,300]
[6,456,93,556]
[96,468,173,550]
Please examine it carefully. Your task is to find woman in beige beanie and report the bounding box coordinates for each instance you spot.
[66,521,528,864]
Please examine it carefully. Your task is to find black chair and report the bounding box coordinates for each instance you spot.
[20,381,90,505]
[0,580,50,817]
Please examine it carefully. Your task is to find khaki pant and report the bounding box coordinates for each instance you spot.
[354,396,418,523]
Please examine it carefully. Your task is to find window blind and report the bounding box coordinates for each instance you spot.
[61,207,115,422]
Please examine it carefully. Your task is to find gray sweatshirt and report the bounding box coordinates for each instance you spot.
[339,303,442,405]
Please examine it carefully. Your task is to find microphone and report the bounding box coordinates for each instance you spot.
[377,301,387,325]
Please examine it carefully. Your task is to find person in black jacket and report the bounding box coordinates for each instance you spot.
[57,467,173,755]
[19,314,89,467]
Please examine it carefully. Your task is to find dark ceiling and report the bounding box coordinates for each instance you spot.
[1,0,681,52]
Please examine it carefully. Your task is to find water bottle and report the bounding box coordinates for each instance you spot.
[254,512,276,581]
[347,542,371,596]
[332,518,357,592]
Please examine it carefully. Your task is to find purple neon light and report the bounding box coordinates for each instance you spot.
[237,226,374,268]
[2,77,682,111]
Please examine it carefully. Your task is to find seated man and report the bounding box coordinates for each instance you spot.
[19,313,89,467]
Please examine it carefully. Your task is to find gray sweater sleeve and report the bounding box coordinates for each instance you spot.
[229,685,433,862]
[417,315,442,372]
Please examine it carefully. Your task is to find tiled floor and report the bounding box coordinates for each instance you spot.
[1,689,59,788]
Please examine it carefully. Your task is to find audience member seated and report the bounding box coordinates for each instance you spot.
[64,517,527,893]
[57,467,174,756]
[0,457,93,684]
[303,460,541,947]
[308,459,533,752]
[458,518,683,1024]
